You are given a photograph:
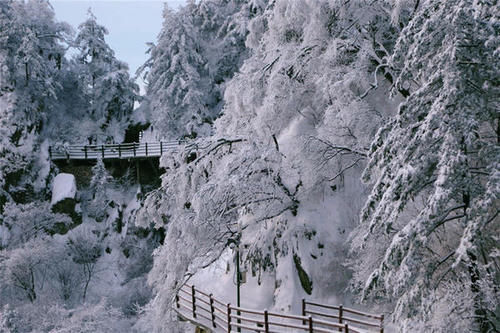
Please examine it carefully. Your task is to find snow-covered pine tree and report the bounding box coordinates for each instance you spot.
[142,3,208,140]
[351,0,499,331]
[74,9,138,143]
[140,0,259,140]
[74,9,114,104]
[0,0,71,209]
[87,158,113,221]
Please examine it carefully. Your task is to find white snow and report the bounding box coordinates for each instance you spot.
[51,173,77,205]
[0,224,11,248]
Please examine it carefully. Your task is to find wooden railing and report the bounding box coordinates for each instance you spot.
[48,141,183,160]
[302,300,384,333]
[175,284,384,333]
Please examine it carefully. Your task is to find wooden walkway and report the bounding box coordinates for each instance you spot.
[175,284,384,333]
[49,141,182,161]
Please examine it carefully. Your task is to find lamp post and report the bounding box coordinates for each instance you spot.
[227,234,241,332]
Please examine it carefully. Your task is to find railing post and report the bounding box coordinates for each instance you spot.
[175,294,180,309]
[133,143,136,157]
[209,293,216,328]
[118,144,121,158]
[308,315,313,333]
[345,324,349,333]
[49,146,52,159]
[84,146,88,159]
[338,305,343,332]
[302,299,306,325]
[101,145,105,159]
[227,303,231,333]
[160,141,163,155]
[145,142,148,156]
[191,285,196,318]
[264,309,269,333]
[380,314,384,333]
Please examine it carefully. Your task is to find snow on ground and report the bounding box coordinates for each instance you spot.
[191,248,275,311]
[50,173,77,205]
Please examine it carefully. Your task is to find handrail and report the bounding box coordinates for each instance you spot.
[175,284,384,333]
[49,140,184,161]
[303,299,384,333]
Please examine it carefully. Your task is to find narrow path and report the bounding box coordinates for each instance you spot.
[175,284,384,333]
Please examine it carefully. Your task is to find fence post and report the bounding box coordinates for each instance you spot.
[49,146,52,159]
[175,294,180,309]
[264,310,269,333]
[101,145,105,159]
[84,146,88,159]
[302,299,306,325]
[191,285,196,319]
[118,144,121,158]
[338,305,343,332]
[308,316,313,333]
[133,143,136,157]
[160,141,163,155]
[345,324,349,333]
[380,314,384,333]
[209,293,216,328]
[145,142,148,156]
[227,304,231,333]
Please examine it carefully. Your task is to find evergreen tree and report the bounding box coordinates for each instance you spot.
[351,0,499,331]
[74,9,139,143]
[140,0,256,140]
[0,0,71,209]
[87,158,112,221]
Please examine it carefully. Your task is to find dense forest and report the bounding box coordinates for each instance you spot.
[0,0,498,332]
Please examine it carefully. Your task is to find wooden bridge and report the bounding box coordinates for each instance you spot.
[48,141,183,160]
[175,284,384,333]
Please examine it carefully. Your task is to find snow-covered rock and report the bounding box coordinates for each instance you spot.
[51,173,77,206]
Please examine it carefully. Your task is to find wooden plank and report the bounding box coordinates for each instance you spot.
[266,320,308,331]
[267,311,308,322]
[230,305,264,316]
[305,309,340,320]
[231,313,264,325]
[341,316,380,328]
[312,317,350,329]
[305,301,340,311]
[231,322,266,332]
[342,308,383,320]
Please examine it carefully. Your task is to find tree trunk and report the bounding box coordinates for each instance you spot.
[467,250,493,333]
[82,264,92,302]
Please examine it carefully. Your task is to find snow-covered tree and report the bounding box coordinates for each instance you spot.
[74,9,139,143]
[1,201,72,248]
[86,158,113,221]
[0,300,130,333]
[1,238,52,302]
[66,226,103,301]
[140,0,261,140]
[0,0,71,208]
[350,0,499,331]
[136,1,403,331]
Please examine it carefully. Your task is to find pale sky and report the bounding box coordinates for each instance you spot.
[51,0,186,79]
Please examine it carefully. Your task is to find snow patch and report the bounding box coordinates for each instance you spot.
[51,173,77,206]
[0,224,11,248]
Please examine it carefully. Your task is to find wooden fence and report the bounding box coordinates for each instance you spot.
[302,300,384,333]
[48,141,182,160]
[175,284,384,333]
